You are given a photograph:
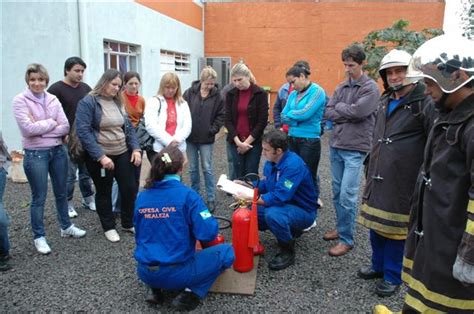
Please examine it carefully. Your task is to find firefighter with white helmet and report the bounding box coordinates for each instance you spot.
[357,49,436,297]
[375,34,474,313]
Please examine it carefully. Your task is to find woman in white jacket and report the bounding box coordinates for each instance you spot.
[144,72,191,163]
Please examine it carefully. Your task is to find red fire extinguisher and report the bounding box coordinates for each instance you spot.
[201,234,225,248]
[232,203,254,272]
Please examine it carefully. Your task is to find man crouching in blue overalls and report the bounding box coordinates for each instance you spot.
[236,130,318,270]
[134,146,235,311]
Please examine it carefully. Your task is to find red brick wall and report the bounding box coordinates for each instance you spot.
[205,1,444,108]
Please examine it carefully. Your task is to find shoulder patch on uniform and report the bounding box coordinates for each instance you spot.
[284,179,294,190]
[200,210,212,219]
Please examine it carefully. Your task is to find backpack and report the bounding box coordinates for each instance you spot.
[136,96,162,151]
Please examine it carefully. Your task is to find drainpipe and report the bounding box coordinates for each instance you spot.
[77,0,88,63]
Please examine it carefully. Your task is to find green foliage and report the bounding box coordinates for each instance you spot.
[358,19,443,80]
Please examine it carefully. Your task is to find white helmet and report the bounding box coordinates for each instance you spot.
[406,34,474,93]
[379,49,418,90]
[379,49,412,71]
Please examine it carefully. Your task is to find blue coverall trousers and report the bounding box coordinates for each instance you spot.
[257,204,315,243]
[137,244,235,298]
[370,230,404,285]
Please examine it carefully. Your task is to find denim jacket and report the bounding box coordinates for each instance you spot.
[76,94,139,161]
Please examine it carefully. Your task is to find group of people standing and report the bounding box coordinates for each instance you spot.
[235,35,474,314]
[1,33,473,313]
[6,57,229,248]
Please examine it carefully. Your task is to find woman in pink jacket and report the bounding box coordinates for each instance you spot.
[13,64,86,255]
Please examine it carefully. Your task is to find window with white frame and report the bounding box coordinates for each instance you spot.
[160,50,190,75]
[103,40,140,73]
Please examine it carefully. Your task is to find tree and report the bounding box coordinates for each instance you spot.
[359,19,443,80]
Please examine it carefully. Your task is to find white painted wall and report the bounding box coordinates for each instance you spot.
[443,0,471,36]
[1,0,204,149]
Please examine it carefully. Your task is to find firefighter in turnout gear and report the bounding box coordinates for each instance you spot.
[357,49,436,297]
[374,34,474,313]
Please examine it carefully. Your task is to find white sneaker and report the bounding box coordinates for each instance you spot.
[104,229,120,242]
[34,237,51,255]
[82,195,96,211]
[61,224,86,238]
[68,201,78,218]
[303,219,317,232]
[122,227,135,234]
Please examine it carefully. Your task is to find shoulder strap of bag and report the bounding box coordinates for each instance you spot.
[154,96,162,115]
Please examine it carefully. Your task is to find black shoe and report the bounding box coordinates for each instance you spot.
[291,228,303,239]
[375,279,400,297]
[0,253,10,262]
[357,266,383,280]
[268,240,295,271]
[0,260,11,272]
[145,287,164,305]
[171,290,200,311]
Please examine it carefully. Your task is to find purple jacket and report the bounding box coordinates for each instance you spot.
[13,88,69,149]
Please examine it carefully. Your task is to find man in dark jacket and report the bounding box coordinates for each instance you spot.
[401,35,474,313]
[357,49,435,297]
[183,67,225,212]
[324,44,380,257]
[375,34,474,314]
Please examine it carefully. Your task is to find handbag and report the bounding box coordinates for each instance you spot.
[68,122,85,162]
[136,97,161,152]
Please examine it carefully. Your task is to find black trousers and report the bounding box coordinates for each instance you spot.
[288,136,321,196]
[85,151,138,231]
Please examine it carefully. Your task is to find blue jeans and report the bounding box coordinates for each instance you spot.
[186,142,216,202]
[228,139,262,180]
[288,137,321,196]
[370,230,404,285]
[66,152,94,201]
[329,147,366,246]
[0,168,10,256]
[137,244,235,298]
[23,145,71,239]
[258,204,315,242]
[112,179,121,213]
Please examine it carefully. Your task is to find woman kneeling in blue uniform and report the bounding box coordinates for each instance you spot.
[134,146,235,311]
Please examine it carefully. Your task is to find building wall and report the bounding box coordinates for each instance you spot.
[1,0,203,149]
[204,1,445,107]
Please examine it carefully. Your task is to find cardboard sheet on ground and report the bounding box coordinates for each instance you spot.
[209,256,259,295]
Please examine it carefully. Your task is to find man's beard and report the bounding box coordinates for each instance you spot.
[434,93,450,112]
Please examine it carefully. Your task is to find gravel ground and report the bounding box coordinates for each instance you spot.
[1,131,406,312]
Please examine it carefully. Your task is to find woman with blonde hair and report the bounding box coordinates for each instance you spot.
[144,72,191,163]
[225,61,268,179]
[76,69,141,243]
[183,66,225,212]
[13,63,86,254]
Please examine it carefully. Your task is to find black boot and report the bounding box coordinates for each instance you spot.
[0,259,11,272]
[375,279,400,297]
[268,239,295,271]
[357,265,383,280]
[145,287,164,305]
[171,290,200,311]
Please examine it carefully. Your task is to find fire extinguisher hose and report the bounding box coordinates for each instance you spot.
[213,215,232,230]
